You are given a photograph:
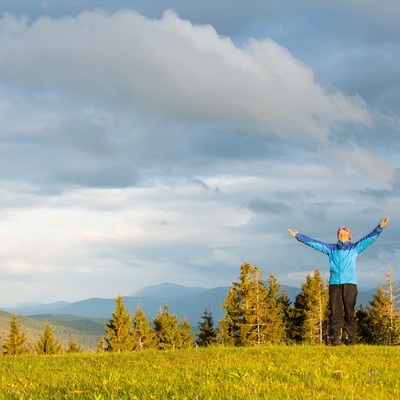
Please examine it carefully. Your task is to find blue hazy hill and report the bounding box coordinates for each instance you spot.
[4,282,375,327]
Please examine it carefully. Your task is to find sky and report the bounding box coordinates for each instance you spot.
[0,1,399,306]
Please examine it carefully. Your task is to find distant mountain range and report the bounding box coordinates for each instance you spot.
[0,282,377,351]
[2,282,376,328]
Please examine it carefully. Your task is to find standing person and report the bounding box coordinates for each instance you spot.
[288,216,390,345]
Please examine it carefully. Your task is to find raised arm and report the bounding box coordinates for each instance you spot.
[355,216,390,253]
[288,229,332,255]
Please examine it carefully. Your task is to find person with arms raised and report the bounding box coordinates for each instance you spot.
[288,216,390,346]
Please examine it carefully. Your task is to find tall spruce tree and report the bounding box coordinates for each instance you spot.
[196,308,217,347]
[2,312,29,356]
[220,262,273,346]
[219,282,242,346]
[369,285,392,344]
[34,322,62,355]
[355,305,374,344]
[368,267,400,345]
[220,262,251,346]
[290,269,329,344]
[153,305,180,350]
[290,292,306,343]
[132,305,155,350]
[264,274,287,344]
[105,295,134,352]
[279,289,293,342]
[243,268,270,346]
[382,266,400,344]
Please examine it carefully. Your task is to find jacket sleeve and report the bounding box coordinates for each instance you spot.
[355,225,384,254]
[295,233,332,255]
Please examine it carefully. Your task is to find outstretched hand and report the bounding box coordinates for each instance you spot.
[380,216,390,228]
[288,229,298,237]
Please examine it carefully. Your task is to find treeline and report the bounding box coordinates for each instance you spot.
[2,315,83,355]
[217,263,400,346]
[2,262,400,355]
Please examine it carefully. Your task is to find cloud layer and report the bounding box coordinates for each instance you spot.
[0,3,399,305]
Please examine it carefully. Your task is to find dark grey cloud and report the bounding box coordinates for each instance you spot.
[246,198,292,215]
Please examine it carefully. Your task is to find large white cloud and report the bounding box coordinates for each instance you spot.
[0,10,370,141]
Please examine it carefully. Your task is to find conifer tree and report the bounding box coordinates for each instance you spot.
[66,337,82,353]
[279,289,293,342]
[34,322,62,355]
[236,262,256,345]
[220,262,272,346]
[219,283,242,346]
[368,267,400,345]
[153,305,180,350]
[289,293,306,343]
[132,305,155,350]
[196,308,217,347]
[178,317,194,348]
[220,262,254,346]
[382,266,400,344]
[355,305,374,344]
[104,295,134,352]
[2,312,29,356]
[264,274,287,344]
[290,269,329,344]
[369,285,392,344]
[242,268,271,345]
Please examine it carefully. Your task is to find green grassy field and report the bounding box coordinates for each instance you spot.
[1,345,399,399]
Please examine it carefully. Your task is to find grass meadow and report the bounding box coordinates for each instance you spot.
[1,345,399,399]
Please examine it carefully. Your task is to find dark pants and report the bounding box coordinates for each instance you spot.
[329,284,358,345]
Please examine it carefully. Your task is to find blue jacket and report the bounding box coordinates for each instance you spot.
[295,225,384,285]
